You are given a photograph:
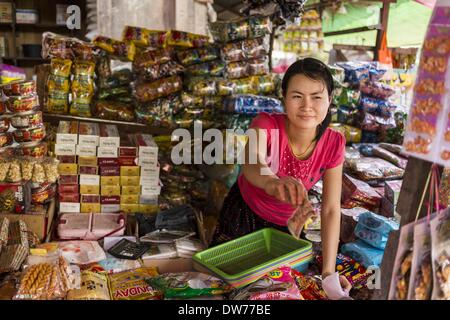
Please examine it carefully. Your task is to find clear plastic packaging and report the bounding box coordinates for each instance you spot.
[134,75,183,102]
[430,208,450,300]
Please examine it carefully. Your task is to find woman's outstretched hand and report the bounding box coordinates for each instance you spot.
[264,176,308,207]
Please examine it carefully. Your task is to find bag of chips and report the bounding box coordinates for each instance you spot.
[95,100,135,122]
[67,271,110,300]
[93,36,136,61]
[134,75,183,102]
[108,267,161,300]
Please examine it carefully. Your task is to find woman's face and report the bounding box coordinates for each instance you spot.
[284,74,331,131]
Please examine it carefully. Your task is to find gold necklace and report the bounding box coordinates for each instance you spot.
[287,123,316,159]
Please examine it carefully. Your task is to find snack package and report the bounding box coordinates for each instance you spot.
[133,49,172,71]
[49,59,72,78]
[108,267,161,300]
[47,75,70,93]
[230,267,303,300]
[135,60,184,81]
[287,196,316,240]
[226,58,269,79]
[45,91,69,114]
[135,94,182,128]
[407,217,433,300]
[354,224,389,250]
[71,75,95,95]
[93,36,136,61]
[185,60,225,77]
[210,20,250,43]
[357,211,399,236]
[440,168,450,208]
[134,75,183,102]
[360,80,395,99]
[186,77,218,96]
[67,271,110,300]
[147,272,230,300]
[293,272,328,300]
[176,47,220,66]
[341,240,385,268]
[72,60,96,77]
[221,37,268,62]
[336,62,371,86]
[360,96,396,117]
[372,145,408,169]
[224,94,283,115]
[379,143,406,156]
[430,208,450,300]
[14,256,76,300]
[122,25,150,47]
[95,100,135,122]
[388,221,415,300]
[346,156,404,181]
[341,174,382,208]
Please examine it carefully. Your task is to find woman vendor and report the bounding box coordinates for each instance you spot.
[212,58,352,298]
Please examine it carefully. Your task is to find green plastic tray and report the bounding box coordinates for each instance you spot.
[193,228,312,287]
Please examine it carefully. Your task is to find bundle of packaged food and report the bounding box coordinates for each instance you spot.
[346,155,404,182]
[0,156,59,184]
[439,168,449,208]
[67,271,110,300]
[221,37,269,63]
[336,62,387,87]
[372,145,408,169]
[108,267,161,300]
[360,96,397,118]
[0,220,29,273]
[341,174,382,212]
[329,123,361,144]
[230,266,304,300]
[93,36,136,61]
[135,94,183,128]
[403,8,450,166]
[70,60,96,117]
[210,16,272,43]
[353,211,399,250]
[133,75,183,103]
[430,208,450,300]
[13,253,79,300]
[146,272,231,300]
[42,32,99,60]
[223,94,283,115]
[225,58,270,79]
[176,47,220,67]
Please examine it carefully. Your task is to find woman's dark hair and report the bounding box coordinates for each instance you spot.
[282,57,334,142]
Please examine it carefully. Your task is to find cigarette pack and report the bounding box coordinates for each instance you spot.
[101,185,121,196]
[133,134,158,160]
[99,124,120,148]
[97,147,118,158]
[55,144,76,156]
[56,121,79,145]
[78,122,100,146]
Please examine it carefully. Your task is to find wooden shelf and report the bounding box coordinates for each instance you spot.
[43,113,174,136]
[2,57,48,61]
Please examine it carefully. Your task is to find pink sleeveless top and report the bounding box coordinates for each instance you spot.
[238,112,346,226]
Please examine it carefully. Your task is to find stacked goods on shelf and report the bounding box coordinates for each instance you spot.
[403,6,450,166]
[42,32,100,117]
[283,10,324,57]
[0,219,29,274]
[56,121,161,215]
[0,80,59,214]
[94,66,135,123]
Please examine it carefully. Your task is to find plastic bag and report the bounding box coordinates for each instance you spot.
[341,240,385,268]
[136,60,184,81]
[58,241,106,265]
[407,218,433,300]
[72,60,96,77]
[146,272,230,299]
[47,75,70,93]
[135,94,182,128]
[231,266,303,300]
[336,62,371,86]
[133,49,172,71]
[49,59,72,77]
[108,267,160,300]
[185,60,225,77]
[372,145,408,169]
[186,77,218,96]
[176,47,220,66]
[67,271,110,300]
[95,100,135,122]
[210,20,250,43]
[224,94,283,115]
[134,75,182,102]
[379,143,405,156]
[45,91,69,114]
[222,37,268,62]
[358,211,399,236]
[359,80,395,99]
[354,223,389,250]
[122,25,150,47]
[347,156,404,181]
[226,58,269,79]
[93,36,136,61]
[71,75,95,95]
[430,208,450,300]
[360,96,396,117]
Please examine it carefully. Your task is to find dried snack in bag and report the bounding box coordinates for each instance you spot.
[187,77,218,96]
[210,20,249,43]
[231,267,302,300]
[147,272,230,299]
[71,76,95,95]
[6,159,21,183]
[70,102,92,118]
[95,100,135,122]
[47,75,70,93]
[166,30,193,48]
[67,271,110,300]
[108,267,160,300]
[136,60,184,81]
[31,161,46,184]
[72,60,96,77]
[133,49,172,71]
[360,80,395,99]
[50,59,72,77]
[358,211,399,235]
[21,158,35,181]
[347,156,404,181]
[372,146,408,169]
[341,240,385,268]
[43,158,59,184]
[185,60,225,77]
[45,91,69,114]
[177,47,220,66]
[430,208,450,300]
[93,36,136,61]
[122,26,150,47]
[134,75,182,102]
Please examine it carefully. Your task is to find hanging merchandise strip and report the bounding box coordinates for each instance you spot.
[403,1,450,166]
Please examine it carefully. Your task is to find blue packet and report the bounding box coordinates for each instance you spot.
[341,240,385,268]
[358,211,399,235]
[354,224,388,250]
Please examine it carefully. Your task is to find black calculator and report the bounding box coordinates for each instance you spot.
[107,239,151,260]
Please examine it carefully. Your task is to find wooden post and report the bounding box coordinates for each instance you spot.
[374,0,391,61]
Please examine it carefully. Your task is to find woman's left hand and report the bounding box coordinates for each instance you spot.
[322,272,353,300]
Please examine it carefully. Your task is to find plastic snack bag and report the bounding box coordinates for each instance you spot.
[358,211,399,236]
[108,267,161,300]
[354,224,389,250]
[185,60,225,77]
[372,145,408,169]
[46,91,69,114]
[133,49,172,71]
[134,75,183,102]
[146,272,230,300]
[58,241,106,265]
[72,60,96,77]
[122,25,150,47]
[67,271,110,300]
[93,36,136,61]
[50,58,73,77]
[136,60,184,82]
[359,80,395,99]
[231,266,303,300]
[47,75,70,93]
[341,240,385,268]
[94,100,135,122]
[430,208,450,300]
[407,217,433,300]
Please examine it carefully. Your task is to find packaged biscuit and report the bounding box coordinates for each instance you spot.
[108,268,161,300]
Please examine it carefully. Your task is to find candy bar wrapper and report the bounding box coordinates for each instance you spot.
[93,36,136,62]
[430,207,450,300]
[407,217,433,300]
[403,5,450,166]
[388,221,415,300]
[287,197,316,240]
[176,47,220,67]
